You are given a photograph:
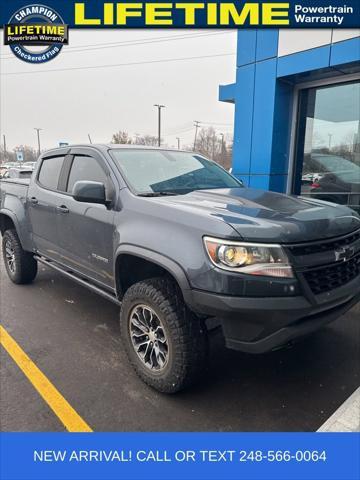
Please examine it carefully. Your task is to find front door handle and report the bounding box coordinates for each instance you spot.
[56,205,69,214]
[30,197,38,205]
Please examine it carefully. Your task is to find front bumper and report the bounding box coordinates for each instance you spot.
[187,275,360,353]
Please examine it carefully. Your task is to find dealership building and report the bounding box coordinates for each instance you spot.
[219,29,360,212]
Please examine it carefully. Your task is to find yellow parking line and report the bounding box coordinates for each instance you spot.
[0,325,92,432]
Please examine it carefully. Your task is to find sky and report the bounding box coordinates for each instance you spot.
[0,29,237,151]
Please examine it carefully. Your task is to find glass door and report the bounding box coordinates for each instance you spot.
[293,80,360,213]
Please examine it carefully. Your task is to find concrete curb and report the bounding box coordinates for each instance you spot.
[317,387,360,432]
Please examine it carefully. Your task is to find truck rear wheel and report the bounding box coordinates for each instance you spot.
[120,278,208,393]
[2,229,37,284]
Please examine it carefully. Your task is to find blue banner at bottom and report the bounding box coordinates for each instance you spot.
[1,432,359,480]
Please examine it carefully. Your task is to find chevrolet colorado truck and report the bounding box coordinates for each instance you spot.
[1,145,359,393]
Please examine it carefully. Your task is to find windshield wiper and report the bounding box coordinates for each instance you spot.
[137,191,180,197]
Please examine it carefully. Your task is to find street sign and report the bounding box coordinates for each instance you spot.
[15,151,24,162]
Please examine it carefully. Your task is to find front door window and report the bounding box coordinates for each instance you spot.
[294,80,360,213]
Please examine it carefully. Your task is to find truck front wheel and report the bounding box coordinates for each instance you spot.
[2,229,37,284]
[120,278,208,393]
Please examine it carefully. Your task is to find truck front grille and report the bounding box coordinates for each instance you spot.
[303,253,360,295]
[288,229,360,257]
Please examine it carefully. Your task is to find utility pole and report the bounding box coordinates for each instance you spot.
[176,137,180,150]
[88,134,92,144]
[212,131,216,160]
[3,134,7,162]
[219,133,226,164]
[193,120,201,151]
[34,128,42,156]
[220,133,225,151]
[154,104,165,147]
[328,133,333,150]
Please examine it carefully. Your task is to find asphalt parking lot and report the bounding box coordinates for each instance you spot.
[1,251,359,432]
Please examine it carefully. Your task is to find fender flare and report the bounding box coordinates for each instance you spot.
[114,244,192,299]
[0,209,25,245]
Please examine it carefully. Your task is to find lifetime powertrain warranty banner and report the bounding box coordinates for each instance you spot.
[1,0,359,28]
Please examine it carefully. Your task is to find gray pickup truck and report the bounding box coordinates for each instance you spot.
[1,145,360,393]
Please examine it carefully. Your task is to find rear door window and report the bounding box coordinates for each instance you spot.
[38,156,65,190]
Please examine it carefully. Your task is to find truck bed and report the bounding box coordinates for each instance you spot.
[0,177,32,251]
[0,179,29,210]
[1,178,31,186]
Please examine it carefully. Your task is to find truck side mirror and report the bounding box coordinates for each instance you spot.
[72,181,106,205]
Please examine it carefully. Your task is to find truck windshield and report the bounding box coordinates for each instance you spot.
[110,149,242,195]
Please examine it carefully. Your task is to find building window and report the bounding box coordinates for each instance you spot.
[293,80,360,213]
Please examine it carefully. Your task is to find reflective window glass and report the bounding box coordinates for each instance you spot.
[294,81,360,213]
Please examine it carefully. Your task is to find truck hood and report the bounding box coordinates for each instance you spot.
[162,187,360,243]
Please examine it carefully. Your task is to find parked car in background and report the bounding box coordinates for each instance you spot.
[21,162,37,170]
[302,154,360,211]
[8,168,34,179]
[301,172,324,185]
[2,162,18,169]
[0,161,36,180]
[1,162,17,179]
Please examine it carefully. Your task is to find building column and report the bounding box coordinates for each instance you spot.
[221,29,295,193]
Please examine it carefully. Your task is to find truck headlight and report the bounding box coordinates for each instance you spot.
[204,236,294,278]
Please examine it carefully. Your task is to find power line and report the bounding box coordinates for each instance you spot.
[164,123,194,135]
[0,31,233,59]
[1,52,235,76]
[200,120,233,126]
[68,31,231,52]
[166,127,194,136]
[9,30,230,53]
[165,121,233,138]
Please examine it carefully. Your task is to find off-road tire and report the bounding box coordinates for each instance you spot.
[2,229,37,284]
[120,277,208,393]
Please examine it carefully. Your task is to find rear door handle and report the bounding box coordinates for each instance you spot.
[56,205,69,214]
[30,197,38,205]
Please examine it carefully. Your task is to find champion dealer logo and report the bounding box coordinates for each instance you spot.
[4,4,68,63]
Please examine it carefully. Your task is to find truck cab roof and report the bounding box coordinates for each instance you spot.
[40,144,192,157]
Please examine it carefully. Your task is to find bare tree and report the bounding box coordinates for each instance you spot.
[195,127,232,170]
[110,131,160,147]
[134,134,159,146]
[111,131,132,144]
[221,139,232,171]
[0,145,13,164]
[1,145,41,164]
[196,126,217,159]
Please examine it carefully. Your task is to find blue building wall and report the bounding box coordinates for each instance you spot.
[219,30,360,192]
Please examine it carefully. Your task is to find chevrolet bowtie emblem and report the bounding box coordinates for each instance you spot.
[334,246,355,262]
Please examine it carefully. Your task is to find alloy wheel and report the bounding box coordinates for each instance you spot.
[4,240,16,274]
[129,304,169,371]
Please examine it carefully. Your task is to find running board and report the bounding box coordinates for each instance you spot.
[34,255,121,306]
